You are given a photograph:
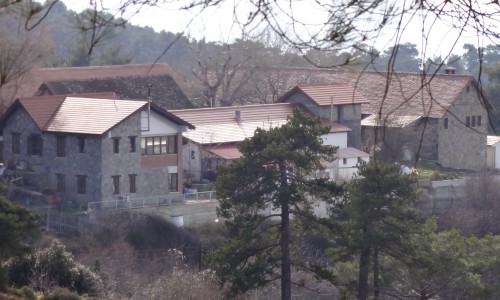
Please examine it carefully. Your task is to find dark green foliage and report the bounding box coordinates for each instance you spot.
[0,195,40,261]
[7,241,102,296]
[6,286,36,300]
[329,160,423,300]
[0,193,40,291]
[206,109,341,298]
[125,214,201,265]
[42,287,84,300]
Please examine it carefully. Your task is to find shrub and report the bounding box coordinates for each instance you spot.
[7,241,103,296]
[6,286,36,300]
[43,287,80,300]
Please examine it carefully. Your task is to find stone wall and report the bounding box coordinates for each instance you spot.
[2,107,104,203]
[362,119,438,162]
[284,92,363,148]
[438,87,487,170]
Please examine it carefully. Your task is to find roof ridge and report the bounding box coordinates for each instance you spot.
[37,63,170,72]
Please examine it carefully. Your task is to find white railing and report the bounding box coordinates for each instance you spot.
[87,191,217,211]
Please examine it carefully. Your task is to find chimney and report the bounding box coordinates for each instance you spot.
[235,108,241,122]
[444,66,456,75]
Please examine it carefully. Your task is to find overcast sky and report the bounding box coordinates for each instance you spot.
[61,0,493,59]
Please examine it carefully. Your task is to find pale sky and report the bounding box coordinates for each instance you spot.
[61,0,495,59]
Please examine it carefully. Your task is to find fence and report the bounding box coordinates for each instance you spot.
[40,208,104,235]
[87,191,217,211]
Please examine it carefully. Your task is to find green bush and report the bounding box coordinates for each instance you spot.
[6,286,36,300]
[7,241,103,296]
[43,287,81,300]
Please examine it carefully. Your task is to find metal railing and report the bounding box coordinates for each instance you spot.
[87,191,217,211]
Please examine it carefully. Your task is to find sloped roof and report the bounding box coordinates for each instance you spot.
[487,135,500,146]
[171,103,348,144]
[1,95,193,135]
[205,67,483,119]
[335,147,371,159]
[280,83,369,106]
[207,144,242,160]
[361,114,421,128]
[37,74,194,110]
[16,64,186,99]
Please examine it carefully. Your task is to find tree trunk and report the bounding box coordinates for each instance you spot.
[279,159,292,300]
[358,224,370,300]
[373,247,380,300]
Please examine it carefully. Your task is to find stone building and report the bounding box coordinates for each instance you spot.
[0,95,193,204]
[171,98,370,183]
[3,63,194,112]
[359,70,491,171]
[278,83,369,148]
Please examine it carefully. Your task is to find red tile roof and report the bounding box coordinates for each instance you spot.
[14,96,146,135]
[45,97,146,134]
[206,67,481,119]
[171,103,347,144]
[335,147,371,159]
[280,83,369,106]
[15,63,184,99]
[171,103,298,144]
[207,144,242,160]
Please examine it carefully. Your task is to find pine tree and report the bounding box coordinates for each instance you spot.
[206,109,341,299]
[329,161,422,300]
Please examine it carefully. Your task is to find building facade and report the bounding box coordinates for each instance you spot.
[0,95,193,204]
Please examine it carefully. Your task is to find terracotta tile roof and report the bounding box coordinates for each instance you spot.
[171,103,345,144]
[206,67,481,119]
[320,119,352,133]
[335,147,371,159]
[487,135,500,146]
[207,144,242,160]
[45,97,146,134]
[37,74,194,110]
[15,63,189,103]
[280,83,369,106]
[16,96,146,134]
[171,103,297,144]
[361,114,421,128]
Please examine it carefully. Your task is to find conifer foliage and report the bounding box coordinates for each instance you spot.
[206,109,341,299]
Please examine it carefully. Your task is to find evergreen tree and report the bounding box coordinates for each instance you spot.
[206,109,341,299]
[329,161,422,300]
[0,194,40,290]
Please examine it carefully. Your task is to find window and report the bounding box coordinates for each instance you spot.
[76,175,86,194]
[343,158,347,165]
[112,175,121,194]
[141,135,177,155]
[477,115,482,126]
[466,116,470,127]
[471,116,476,127]
[12,133,20,154]
[113,138,120,154]
[56,136,66,157]
[129,136,136,153]
[129,174,137,193]
[466,85,470,93]
[27,135,43,156]
[191,150,195,159]
[56,173,65,193]
[168,173,178,192]
[78,137,85,153]
[444,118,448,129]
